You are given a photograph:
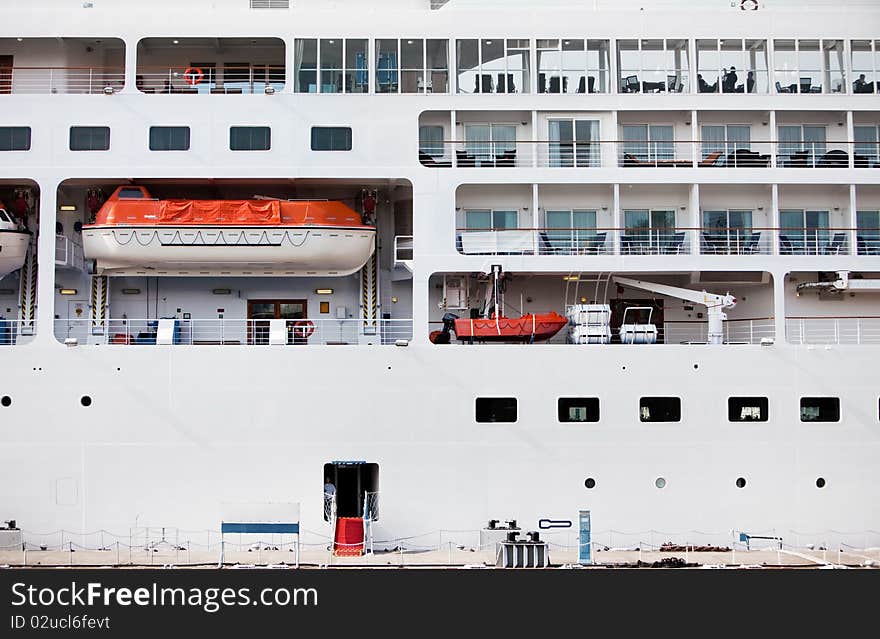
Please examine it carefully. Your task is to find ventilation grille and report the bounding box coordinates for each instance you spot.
[250,0,290,8]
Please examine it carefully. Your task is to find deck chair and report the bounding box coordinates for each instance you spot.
[698,151,724,167]
[743,232,762,254]
[821,233,847,255]
[778,234,796,255]
[664,232,686,254]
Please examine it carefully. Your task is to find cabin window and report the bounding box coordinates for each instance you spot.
[536,39,610,94]
[476,397,517,423]
[229,126,271,151]
[800,397,840,422]
[0,126,31,151]
[69,126,110,151]
[728,397,768,422]
[558,397,600,423]
[639,397,680,422]
[294,39,367,94]
[311,126,352,151]
[149,126,191,151]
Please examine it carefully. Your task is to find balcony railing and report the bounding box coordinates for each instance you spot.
[0,319,35,345]
[135,66,285,94]
[54,318,413,346]
[55,235,85,270]
[786,317,880,345]
[419,140,880,169]
[0,66,125,94]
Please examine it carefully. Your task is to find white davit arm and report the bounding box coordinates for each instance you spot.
[612,276,737,345]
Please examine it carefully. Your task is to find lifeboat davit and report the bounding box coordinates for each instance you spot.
[0,205,30,279]
[452,312,568,343]
[82,186,376,276]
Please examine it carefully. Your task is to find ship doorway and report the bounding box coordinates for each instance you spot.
[247,299,306,345]
[323,461,379,521]
[609,298,664,343]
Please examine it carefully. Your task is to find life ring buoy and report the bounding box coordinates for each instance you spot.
[183,67,204,86]
[291,320,315,339]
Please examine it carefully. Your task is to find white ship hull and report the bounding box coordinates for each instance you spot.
[0,230,29,279]
[82,226,376,276]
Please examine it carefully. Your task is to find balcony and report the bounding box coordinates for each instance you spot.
[54,317,413,346]
[419,139,880,169]
[786,317,880,345]
[456,228,693,256]
[0,66,124,94]
[778,230,850,255]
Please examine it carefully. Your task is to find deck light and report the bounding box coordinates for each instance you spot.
[60,289,78,295]
[315,288,333,294]
[121,288,141,295]
[264,86,275,94]
[103,86,115,95]
[64,338,78,347]
[395,339,409,347]
[212,288,232,295]
[59,205,77,211]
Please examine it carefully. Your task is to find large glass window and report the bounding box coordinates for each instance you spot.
[622,124,674,163]
[548,119,599,167]
[851,40,879,94]
[456,39,530,94]
[465,209,518,230]
[778,125,826,166]
[701,124,751,159]
[375,39,399,93]
[463,123,516,163]
[624,209,677,253]
[545,209,597,253]
[377,39,448,93]
[774,39,843,94]
[854,125,879,166]
[697,39,767,93]
[294,38,367,93]
[780,209,830,254]
[617,39,688,93]
[857,210,880,255]
[536,38,609,94]
[701,209,753,254]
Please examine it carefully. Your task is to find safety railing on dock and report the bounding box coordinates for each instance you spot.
[54,317,413,346]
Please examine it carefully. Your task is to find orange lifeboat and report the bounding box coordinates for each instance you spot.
[453,312,568,343]
[82,186,376,276]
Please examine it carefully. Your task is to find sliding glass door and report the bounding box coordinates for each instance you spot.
[780,209,829,253]
[545,209,597,252]
[548,119,599,167]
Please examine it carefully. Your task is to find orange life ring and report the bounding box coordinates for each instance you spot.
[183,67,204,86]
[291,320,315,339]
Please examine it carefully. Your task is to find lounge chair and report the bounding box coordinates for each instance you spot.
[663,231,686,254]
[742,232,762,254]
[582,232,607,255]
[455,150,476,167]
[816,150,849,168]
[778,234,796,255]
[821,233,847,255]
[698,151,724,167]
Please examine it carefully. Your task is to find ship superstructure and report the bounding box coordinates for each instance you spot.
[0,0,879,554]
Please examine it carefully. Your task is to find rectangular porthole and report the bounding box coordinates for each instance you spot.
[728,397,768,422]
[149,126,191,151]
[800,397,840,422]
[558,397,600,422]
[0,126,31,151]
[229,126,271,151]
[69,126,110,151]
[476,397,517,423]
[311,126,352,151]
[639,397,681,422]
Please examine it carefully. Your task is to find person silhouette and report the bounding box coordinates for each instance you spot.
[746,71,755,93]
[722,66,738,92]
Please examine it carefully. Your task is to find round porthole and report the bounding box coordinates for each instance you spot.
[1,396,11,407]
[80,395,92,407]
[736,477,747,488]
[816,477,826,488]
[655,477,666,489]
[584,478,596,489]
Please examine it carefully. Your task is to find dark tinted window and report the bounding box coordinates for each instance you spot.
[229,126,271,151]
[311,126,352,151]
[558,397,600,422]
[728,397,768,422]
[69,126,110,151]
[639,397,681,422]
[0,127,31,151]
[117,188,146,199]
[476,397,517,423]
[800,397,839,422]
[149,126,190,151]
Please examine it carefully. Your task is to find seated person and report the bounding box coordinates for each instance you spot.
[853,74,875,94]
[722,67,738,93]
[697,74,717,93]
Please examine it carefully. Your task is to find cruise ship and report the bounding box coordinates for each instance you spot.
[0,0,879,558]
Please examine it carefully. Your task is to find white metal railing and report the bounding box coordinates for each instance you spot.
[456,229,692,256]
[1,67,125,94]
[54,235,85,270]
[786,317,880,345]
[135,66,285,95]
[420,140,880,169]
[0,319,35,345]
[663,320,776,345]
[54,318,413,346]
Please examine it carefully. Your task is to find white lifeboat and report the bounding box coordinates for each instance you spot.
[82,186,376,276]
[0,206,30,279]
